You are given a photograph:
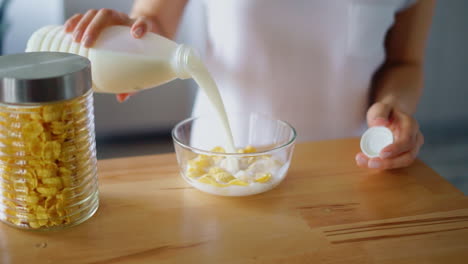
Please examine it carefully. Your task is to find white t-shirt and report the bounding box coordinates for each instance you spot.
[192,0,417,142]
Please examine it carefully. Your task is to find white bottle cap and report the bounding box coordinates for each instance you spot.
[360,126,394,158]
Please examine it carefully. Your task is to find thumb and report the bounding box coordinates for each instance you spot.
[367,102,392,127]
[131,17,151,38]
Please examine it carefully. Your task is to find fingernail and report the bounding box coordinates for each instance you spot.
[369,160,381,169]
[133,28,143,37]
[356,156,366,166]
[82,36,92,47]
[380,151,392,159]
[116,94,130,103]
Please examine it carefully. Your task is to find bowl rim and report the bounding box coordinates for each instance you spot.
[171,113,297,156]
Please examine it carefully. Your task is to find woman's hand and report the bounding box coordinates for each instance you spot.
[65,8,159,47]
[64,9,163,102]
[355,102,424,170]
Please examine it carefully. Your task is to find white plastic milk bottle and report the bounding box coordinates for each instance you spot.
[26,25,197,94]
[26,25,236,152]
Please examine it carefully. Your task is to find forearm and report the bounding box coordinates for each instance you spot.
[131,0,188,39]
[371,62,423,115]
[370,0,434,116]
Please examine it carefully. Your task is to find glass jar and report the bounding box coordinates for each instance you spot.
[0,52,99,230]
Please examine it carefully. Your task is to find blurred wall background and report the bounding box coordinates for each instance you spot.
[2,0,467,191]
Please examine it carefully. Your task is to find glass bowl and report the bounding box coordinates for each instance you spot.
[172,113,296,196]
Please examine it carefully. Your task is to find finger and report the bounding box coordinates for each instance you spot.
[367,102,392,127]
[64,13,84,32]
[131,17,151,38]
[376,151,415,170]
[73,9,98,42]
[371,140,422,170]
[82,9,113,47]
[116,11,132,23]
[381,112,419,158]
[116,93,136,103]
[355,152,369,168]
[367,157,384,169]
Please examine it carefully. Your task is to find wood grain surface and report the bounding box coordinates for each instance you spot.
[0,138,467,263]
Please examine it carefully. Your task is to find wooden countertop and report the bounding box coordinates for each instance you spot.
[1,138,467,263]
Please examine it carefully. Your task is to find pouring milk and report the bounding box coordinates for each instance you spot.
[26,25,236,152]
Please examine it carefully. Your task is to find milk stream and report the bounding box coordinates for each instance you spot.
[184,53,236,153]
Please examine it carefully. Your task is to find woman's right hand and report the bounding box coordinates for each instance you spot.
[64,9,162,102]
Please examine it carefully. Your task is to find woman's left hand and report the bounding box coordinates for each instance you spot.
[355,102,424,170]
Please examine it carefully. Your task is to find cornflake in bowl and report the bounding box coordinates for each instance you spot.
[172,113,296,196]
